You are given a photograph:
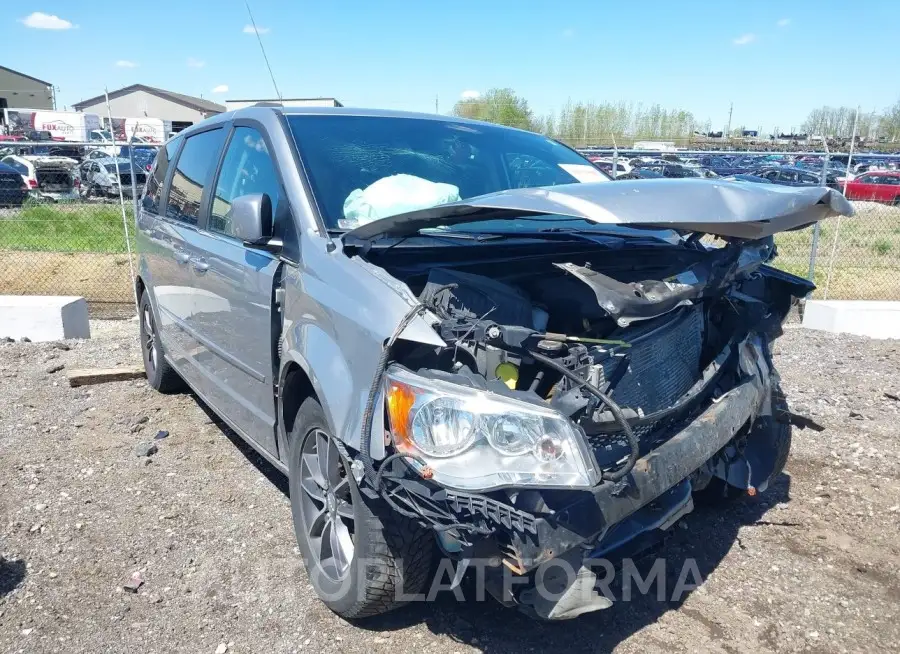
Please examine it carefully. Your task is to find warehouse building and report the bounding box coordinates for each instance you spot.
[0,65,54,112]
[73,84,225,133]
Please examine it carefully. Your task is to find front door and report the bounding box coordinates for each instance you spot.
[185,124,283,455]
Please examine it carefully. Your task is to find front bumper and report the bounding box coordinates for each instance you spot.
[466,333,778,619]
[496,334,771,570]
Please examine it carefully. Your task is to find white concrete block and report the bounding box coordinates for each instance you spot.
[0,295,91,342]
[803,300,900,339]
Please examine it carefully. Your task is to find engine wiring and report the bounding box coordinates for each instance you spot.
[528,349,639,482]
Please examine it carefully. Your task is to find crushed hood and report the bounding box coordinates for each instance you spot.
[345,178,854,241]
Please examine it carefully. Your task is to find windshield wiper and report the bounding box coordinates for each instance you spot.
[417,229,506,241]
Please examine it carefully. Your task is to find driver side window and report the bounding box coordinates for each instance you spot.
[209,127,281,237]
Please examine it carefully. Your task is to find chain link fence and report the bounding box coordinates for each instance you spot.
[0,139,144,317]
[1,137,898,318]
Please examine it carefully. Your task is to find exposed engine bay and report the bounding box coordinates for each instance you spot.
[365,236,804,474]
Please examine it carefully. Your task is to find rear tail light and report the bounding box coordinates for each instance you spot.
[74,177,80,188]
[27,179,38,189]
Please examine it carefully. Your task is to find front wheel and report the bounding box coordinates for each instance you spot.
[288,397,433,618]
[138,291,184,393]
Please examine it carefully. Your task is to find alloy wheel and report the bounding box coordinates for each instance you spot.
[142,305,158,374]
[298,428,355,581]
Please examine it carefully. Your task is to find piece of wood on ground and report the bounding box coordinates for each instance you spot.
[67,365,145,387]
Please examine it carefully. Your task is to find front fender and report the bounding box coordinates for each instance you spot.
[278,321,387,461]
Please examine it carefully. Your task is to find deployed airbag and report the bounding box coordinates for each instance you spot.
[342,174,461,227]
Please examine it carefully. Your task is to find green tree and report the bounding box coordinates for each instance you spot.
[452,88,536,131]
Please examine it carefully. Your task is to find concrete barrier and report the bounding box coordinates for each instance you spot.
[803,300,900,340]
[0,296,91,341]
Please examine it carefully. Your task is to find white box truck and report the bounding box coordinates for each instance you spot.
[103,117,166,144]
[2,109,101,142]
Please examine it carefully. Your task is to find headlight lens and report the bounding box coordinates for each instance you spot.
[384,365,599,490]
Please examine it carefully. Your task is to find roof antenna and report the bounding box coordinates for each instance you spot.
[245,0,282,103]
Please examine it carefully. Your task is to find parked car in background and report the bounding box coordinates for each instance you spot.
[640,163,708,178]
[0,161,29,206]
[0,154,79,202]
[85,145,159,172]
[724,173,774,184]
[586,156,632,177]
[134,106,852,621]
[79,156,147,198]
[617,168,663,179]
[752,166,840,190]
[842,171,900,204]
[695,155,745,176]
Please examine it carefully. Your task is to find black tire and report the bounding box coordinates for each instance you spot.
[288,397,433,619]
[138,291,184,393]
[695,384,792,505]
[892,196,900,207]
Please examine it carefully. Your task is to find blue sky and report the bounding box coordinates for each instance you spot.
[3,1,899,133]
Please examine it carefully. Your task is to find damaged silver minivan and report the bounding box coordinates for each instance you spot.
[134,107,852,621]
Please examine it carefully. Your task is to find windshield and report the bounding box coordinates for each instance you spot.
[104,162,131,173]
[91,130,112,142]
[286,115,610,230]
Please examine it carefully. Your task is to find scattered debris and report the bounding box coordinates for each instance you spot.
[215,644,228,654]
[1,336,13,344]
[134,442,158,458]
[67,365,145,388]
[154,430,170,441]
[885,392,899,402]
[19,337,31,343]
[123,571,144,593]
[21,628,33,636]
[52,341,71,351]
[46,363,65,374]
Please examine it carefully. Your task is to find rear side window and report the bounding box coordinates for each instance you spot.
[143,136,182,213]
[165,128,226,225]
[209,127,281,237]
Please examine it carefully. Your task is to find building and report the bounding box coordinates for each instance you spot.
[0,65,54,112]
[224,97,343,111]
[73,84,225,133]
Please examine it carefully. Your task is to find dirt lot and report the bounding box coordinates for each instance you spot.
[0,322,898,653]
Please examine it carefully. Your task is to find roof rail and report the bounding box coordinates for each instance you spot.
[253,101,283,107]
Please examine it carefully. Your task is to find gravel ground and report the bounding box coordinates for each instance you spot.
[0,321,898,653]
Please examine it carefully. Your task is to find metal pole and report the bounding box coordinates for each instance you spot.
[824,107,859,300]
[807,136,831,283]
[611,133,618,178]
[842,106,859,196]
[128,124,140,218]
[104,88,139,314]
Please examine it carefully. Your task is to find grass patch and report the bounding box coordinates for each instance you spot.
[871,239,893,256]
[0,203,135,253]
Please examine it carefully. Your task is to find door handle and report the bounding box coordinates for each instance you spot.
[190,257,209,273]
[173,250,190,264]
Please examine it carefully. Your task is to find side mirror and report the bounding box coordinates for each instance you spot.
[229,193,278,249]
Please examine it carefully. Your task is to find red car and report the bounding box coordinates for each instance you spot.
[842,170,900,204]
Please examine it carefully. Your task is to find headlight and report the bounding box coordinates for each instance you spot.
[384,365,599,490]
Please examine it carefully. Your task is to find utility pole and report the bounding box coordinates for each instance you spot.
[726,102,733,139]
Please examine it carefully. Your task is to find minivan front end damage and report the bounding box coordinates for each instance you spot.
[342,181,852,619]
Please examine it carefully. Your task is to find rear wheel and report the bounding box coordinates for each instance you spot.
[288,397,433,618]
[891,196,900,206]
[138,291,184,393]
